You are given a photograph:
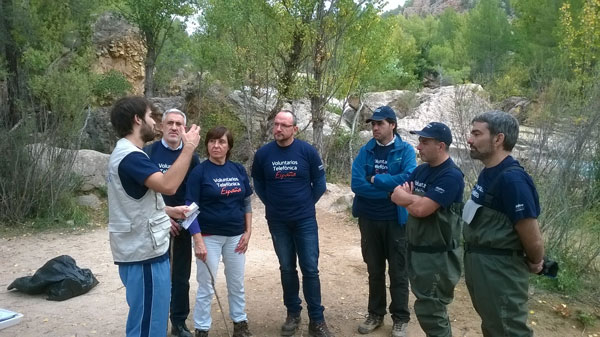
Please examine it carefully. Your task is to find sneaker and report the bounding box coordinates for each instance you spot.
[281,314,301,336]
[171,323,192,337]
[308,320,335,337]
[233,320,253,337]
[358,314,383,334]
[391,320,408,337]
[194,329,208,337]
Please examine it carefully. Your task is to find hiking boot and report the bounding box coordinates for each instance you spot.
[358,314,383,334]
[194,329,208,337]
[281,314,301,336]
[171,322,192,337]
[308,320,335,337]
[391,320,408,337]
[233,320,253,337]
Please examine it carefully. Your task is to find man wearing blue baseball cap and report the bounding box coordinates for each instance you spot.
[351,106,416,337]
[391,122,464,337]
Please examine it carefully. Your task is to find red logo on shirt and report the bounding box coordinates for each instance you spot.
[275,171,297,179]
[221,187,242,196]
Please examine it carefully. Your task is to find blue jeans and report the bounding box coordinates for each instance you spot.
[268,216,325,322]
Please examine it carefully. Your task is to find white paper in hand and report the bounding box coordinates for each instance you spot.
[181,202,200,230]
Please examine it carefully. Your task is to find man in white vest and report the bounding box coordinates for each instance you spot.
[107,96,201,337]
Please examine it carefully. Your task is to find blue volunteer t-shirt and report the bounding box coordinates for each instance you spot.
[353,143,397,221]
[143,140,200,206]
[470,156,540,223]
[251,139,325,221]
[118,152,161,199]
[409,157,464,208]
[186,160,252,236]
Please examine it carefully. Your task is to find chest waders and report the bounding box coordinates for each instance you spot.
[406,167,463,337]
[463,166,532,337]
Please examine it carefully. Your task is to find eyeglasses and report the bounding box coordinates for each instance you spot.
[273,123,294,129]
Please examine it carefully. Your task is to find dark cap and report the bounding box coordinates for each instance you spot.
[410,122,452,145]
[366,106,397,123]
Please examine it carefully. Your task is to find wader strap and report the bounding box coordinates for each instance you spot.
[464,243,524,256]
[483,165,524,207]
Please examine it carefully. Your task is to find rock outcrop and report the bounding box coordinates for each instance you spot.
[92,12,146,96]
[81,96,186,153]
[403,0,473,16]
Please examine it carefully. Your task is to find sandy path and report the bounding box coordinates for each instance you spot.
[0,195,594,337]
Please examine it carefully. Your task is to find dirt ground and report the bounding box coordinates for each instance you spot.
[1,195,598,337]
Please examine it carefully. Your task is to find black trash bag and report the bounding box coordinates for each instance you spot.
[7,255,99,301]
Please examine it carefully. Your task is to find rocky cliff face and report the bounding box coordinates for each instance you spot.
[403,0,475,16]
[92,12,146,95]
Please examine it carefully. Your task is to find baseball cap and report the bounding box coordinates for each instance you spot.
[410,122,452,145]
[366,106,397,123]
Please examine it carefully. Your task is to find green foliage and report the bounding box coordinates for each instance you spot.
[325,129,365,184]
[464,0,512,81]
[576,310,597,329]
[531,251,592,295]
[192,95,248,160]
[92,70,133,106]
[559,0,600,92]
[0,122,86,227]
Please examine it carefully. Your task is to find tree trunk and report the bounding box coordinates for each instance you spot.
[1,0,20,128]
[144,43,156,97]
[261,28,307,143]
[310,0,326,155]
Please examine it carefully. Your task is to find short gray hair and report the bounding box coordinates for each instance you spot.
[472,110,519,151]
[163,108,187,125]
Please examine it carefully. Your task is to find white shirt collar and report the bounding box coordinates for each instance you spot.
[376,134,396,147]
[161,138,183,150]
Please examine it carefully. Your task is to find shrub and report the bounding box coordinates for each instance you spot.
[92,70,132,106]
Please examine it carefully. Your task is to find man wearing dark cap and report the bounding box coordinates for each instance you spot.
[351,106,416,337]
[391,122,464,337]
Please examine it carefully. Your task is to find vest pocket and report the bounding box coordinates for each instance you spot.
[148,213,171,249]
[108,222,131,233]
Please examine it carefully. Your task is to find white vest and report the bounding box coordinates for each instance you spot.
[107,138,171,263]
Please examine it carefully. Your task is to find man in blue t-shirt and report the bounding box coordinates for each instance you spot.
[462,110,544,337]
[391,122,464,337]
[107,96,200,337]
[251,110,332,337]
[144,108,200,337]
[351,106,416,337]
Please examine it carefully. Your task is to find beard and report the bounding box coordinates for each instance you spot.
[469,146,491,160]
[141,121,155,143]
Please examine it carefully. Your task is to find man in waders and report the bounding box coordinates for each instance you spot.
[391,122,464,337]
[462,110,544,337]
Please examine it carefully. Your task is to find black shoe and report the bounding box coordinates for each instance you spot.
[358,314,383,334]
[281,314,301,336]
[233,320,253,337]
[308,320,335,337]
[171,323,192,337]
[194,329,209,337]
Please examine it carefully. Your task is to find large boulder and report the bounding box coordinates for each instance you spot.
[92,12,146,95]
[72,149,110,192]
[227,89,349,140]
[317,183,354,213]
[396,84,490,148]
[27,144,109,192]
